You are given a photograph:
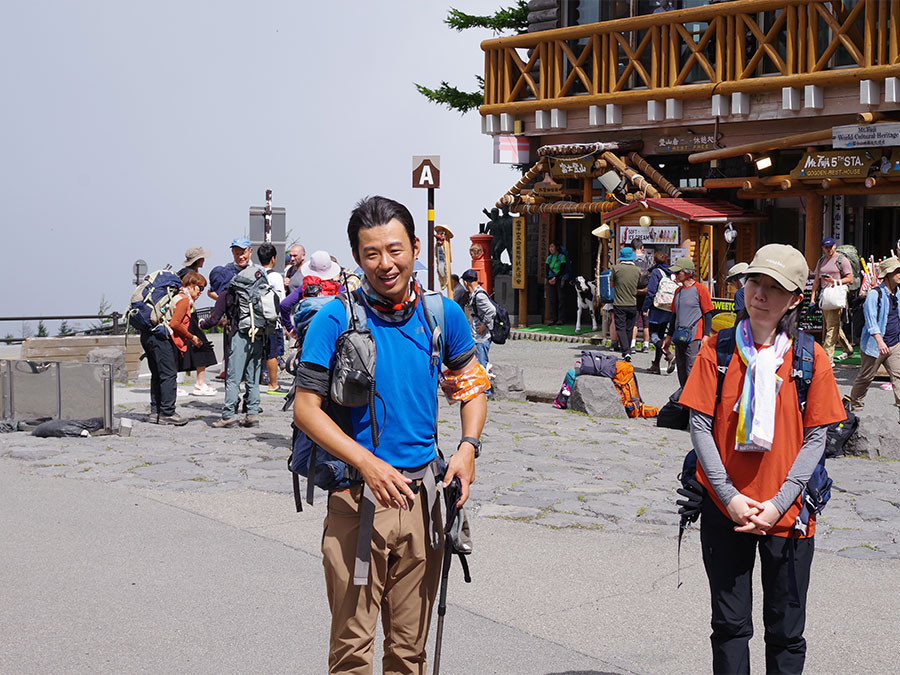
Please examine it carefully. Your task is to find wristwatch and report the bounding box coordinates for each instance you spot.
[458,436,482,458]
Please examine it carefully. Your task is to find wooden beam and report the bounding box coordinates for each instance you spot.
[804,194,824,269]
[689,128,833,164]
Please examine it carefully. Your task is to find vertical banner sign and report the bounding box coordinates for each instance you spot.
[832,194,844,244]
[537,215,549,283]
[412,156,440,289]
[512,217,526,289]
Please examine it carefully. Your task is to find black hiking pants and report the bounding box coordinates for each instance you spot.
[613,305,637,356]
[141,330,178,418]
[700,500,813,675]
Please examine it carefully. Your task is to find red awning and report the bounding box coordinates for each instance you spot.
[603,198,765,223]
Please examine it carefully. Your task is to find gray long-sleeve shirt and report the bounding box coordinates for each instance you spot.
[468,287,496,344]
[689,410,828,516]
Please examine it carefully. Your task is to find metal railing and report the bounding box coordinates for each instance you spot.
[480,0,900,114]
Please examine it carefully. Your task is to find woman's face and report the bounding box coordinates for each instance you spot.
[549,243,557,255]
[744,274,801,323]
[186,283,203,301]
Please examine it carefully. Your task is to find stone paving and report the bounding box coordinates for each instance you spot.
[2,339,898,561]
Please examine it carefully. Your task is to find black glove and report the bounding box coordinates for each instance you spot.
[676,477,705,523]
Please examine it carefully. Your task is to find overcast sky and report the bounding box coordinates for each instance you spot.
[1,1,516,333]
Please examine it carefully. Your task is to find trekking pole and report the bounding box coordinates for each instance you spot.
[432,477,461,675]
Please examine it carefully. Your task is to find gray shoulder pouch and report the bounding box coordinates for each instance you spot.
[330,291,380,446]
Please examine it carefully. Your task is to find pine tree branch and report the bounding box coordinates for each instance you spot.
[445,1,529,34]
[414,80,484,114]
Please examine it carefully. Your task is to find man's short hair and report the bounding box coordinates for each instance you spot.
[348,196,415,256]
[257,242,277,266]
[630,237,644,251]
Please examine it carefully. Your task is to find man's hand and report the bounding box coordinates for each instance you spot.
[191,335,203,348]
[662,336,672,352]
[701,335,710,347]
[357,453,414,510]
[726,493,763,530]
[876,335,890,356]
[443,443,476,507]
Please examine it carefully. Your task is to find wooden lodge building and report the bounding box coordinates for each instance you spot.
[478,0,900,325]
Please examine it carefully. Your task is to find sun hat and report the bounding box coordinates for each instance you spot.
[434,224,454,239]
[726,262,749,280]
[183,246,210,267]
[878,256,900,278]
[670,256,696,272]
[618,247,636,262]
[300,250,342,280]
[230,237,251,249]
[743,243,809,292]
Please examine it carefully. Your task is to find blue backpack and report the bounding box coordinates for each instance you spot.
[126,269,183,335]
[597,269,614,303]
[288,289,447,512]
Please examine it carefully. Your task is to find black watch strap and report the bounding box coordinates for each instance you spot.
[458,436,481,458]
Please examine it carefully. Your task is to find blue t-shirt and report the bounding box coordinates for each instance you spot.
[301,294,474,468]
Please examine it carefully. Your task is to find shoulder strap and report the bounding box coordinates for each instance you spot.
[714,326,736,409]
[421,291,446,368]
[338,289,368,331]
[792,330,815,417]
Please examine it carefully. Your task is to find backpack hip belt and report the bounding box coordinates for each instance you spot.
[353,457,443,586]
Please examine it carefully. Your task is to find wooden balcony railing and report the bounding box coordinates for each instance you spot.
[481,0,900,115]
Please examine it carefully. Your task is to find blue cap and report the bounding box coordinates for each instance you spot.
[822,237,836,248]
[461,269,479,282]
[618,246,636,261]
[230,237,251,249]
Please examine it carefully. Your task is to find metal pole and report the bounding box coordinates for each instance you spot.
[428,188,435,291]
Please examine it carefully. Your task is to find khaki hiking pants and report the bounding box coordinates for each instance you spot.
[322,483,443,675]
[822,308,853,360]
[850,342,900,423]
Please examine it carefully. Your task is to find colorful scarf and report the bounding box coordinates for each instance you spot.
[359,276,420,323]
[734,319,792,451]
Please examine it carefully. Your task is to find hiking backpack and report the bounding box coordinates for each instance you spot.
[126,269,183,334]
[473,288,511,345]
[229,266,279,340]
[820,246,862,294]
[287,289,448,512]
[678,327,832,535]
[597,269,614,303]
[612,360,658,419]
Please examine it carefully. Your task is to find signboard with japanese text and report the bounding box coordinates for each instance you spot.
[512,217,526,289]
[656,134,717,153]
[833,123,900,148]
[412,155,441,188]
[789,149,879,179]
[548,155,593,178]
[537,215,549,283]
[832,194,844,244]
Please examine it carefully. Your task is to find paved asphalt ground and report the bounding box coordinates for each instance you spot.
[2,336,899,674]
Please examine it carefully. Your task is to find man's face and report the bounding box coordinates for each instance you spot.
[888,269,900,289]
[823,244,836,258]
[289,246,305,268]
[353,219,419,304]
[676,269,690,283]
[232,246,251,268]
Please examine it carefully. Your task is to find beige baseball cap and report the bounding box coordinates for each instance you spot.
[744,244,809,292]
[670,256,696,272]
[726,262,749,280]
[878,256,900,278]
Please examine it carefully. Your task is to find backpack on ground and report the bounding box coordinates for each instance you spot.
[287,289,447,512]
[126,269,183,335]
[229,266,279,340]
[474,288,511,345]
[577,350,617,378]
[825,396,859,458]
[657,387,690,430]
[612,360,658,418]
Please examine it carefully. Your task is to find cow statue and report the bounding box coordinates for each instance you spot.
[572,275,598,333]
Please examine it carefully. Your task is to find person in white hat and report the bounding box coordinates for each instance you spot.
[301,249,343,282]
[849,256,900,420]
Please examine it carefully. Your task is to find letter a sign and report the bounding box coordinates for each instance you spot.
[412,155,441,189]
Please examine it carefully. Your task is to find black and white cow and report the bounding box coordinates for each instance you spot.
[572,275,598,333]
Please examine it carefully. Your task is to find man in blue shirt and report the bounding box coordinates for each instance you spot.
[293,196,487,674]
[850,257,900,422]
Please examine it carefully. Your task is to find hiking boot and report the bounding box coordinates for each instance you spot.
[211,417,239,429]
[624,354,632,363]
[158,414,189,426]
[648,364,661,375]
[240,415,259,428]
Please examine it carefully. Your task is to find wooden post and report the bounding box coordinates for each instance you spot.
[805,194,824,271]
[427,188,435,290]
